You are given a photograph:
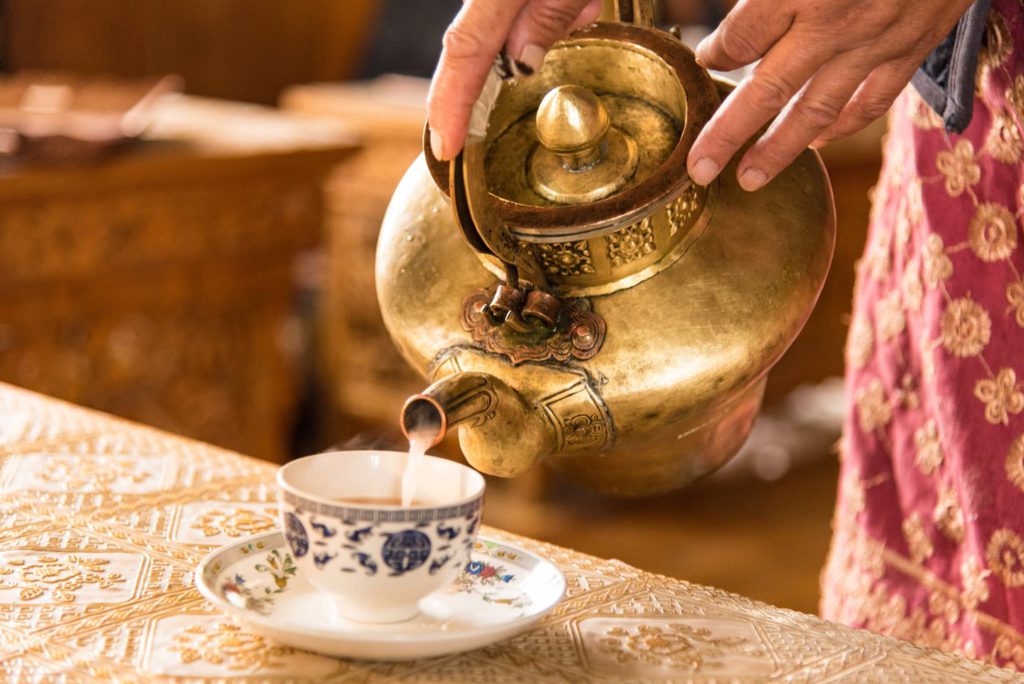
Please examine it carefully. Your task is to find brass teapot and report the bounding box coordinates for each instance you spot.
[376,1,835,496]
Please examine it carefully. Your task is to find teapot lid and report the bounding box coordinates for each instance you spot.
[426,21,721,296]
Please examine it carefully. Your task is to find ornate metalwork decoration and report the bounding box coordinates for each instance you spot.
[605,216,656,266]
[534,241,597,277]
[539,381,611,453]
[461,286,606,365]
[666,184,701,236]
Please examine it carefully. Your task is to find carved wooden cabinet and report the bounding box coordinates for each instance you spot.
[0,95,356,461]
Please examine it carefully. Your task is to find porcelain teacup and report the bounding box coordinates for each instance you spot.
[276,450,485,623]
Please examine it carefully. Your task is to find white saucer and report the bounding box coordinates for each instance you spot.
[196,531,566,661]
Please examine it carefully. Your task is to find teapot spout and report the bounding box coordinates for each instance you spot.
[401,372,554,478]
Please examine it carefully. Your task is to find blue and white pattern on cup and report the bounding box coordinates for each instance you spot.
[284,512,309,558]
[283,490,482,578]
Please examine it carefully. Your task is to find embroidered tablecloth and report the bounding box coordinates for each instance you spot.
[0,383,1016,682]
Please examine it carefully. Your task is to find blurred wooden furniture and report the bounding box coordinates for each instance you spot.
[282,77,429,445]
[0,94,357,462]
[2,0,380,104]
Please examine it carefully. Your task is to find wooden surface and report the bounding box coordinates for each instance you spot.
[3,0,380,104]
[0,382,1016,682]
[0,95,357,462]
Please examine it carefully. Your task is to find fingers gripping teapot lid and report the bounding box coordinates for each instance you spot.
[425,21,721,296]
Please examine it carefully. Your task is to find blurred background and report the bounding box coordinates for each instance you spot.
[0,0,885,615]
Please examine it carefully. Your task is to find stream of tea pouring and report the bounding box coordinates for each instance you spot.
[400,429,434,507]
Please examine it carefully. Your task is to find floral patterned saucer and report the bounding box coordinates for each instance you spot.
[196,530,565,661]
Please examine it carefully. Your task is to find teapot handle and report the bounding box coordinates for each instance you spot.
[599,0,656,26]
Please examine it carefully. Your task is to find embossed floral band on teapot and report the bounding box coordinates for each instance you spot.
[377,0,836,496]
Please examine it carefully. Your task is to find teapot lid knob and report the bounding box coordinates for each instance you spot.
[531,85,639,204]
[535,85,609,164]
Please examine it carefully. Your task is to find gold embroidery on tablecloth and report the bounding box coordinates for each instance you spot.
[940,296,992,357]
[1007,278,1024,327]
[985,113,1023,163]
[962,555,992,610]
[0,555,125,603]
[190,507,278,538]
[875,290,906,342]
[936,140,981,197]
[969,202,1018,262]
[33,456,149,492]
[855,379,892,433]
[986,528,1024,588]
[914,420,944,475]
[596,624,759,671]
[1007,435,1024,492]
[923,233,954,286]
[902,513,935,564]
[974,368,1024,425]
[933,487,965,544]
[170,622,298,671]
[848,315,874,369]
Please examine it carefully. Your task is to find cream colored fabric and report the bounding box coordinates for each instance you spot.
[0,384,1015,681]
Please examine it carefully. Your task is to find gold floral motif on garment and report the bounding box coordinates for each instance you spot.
[170,622,298,671]
[902,513,935,564]
[1006,75,1024,122]
[986,529,1024,588]
[901,263,924,312]
[993,634,1024,671]
[848,315,874,369]
[914,420,944,475]
[922,233,954,286]
[0,554,126,603]
[968,202,1018,262]
[940,296,992,358]
[974,368,1024,426]
[1007,435,1024,492]
[961,555,992,610]
[933,487,965,544]
[985,114,1023,163]
[875,290,906,342]
[980,11,1013,70]
[1007,278,1024,328]
[855,379,892,433]
[936,140,981,197]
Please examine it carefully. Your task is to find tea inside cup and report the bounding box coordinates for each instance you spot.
[276,450,485,623]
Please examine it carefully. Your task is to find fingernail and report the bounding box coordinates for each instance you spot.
[739,167,768,192]
[694,36,710,66]
[430,129,448,161]
[517,44,547,74]
[690,157,720,186]
[809,138,829,150]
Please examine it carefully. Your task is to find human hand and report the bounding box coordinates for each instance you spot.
[686,0,975,191]
[427,0,603,161]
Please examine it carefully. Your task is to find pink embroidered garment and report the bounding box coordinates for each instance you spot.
[821,0,1024,669]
